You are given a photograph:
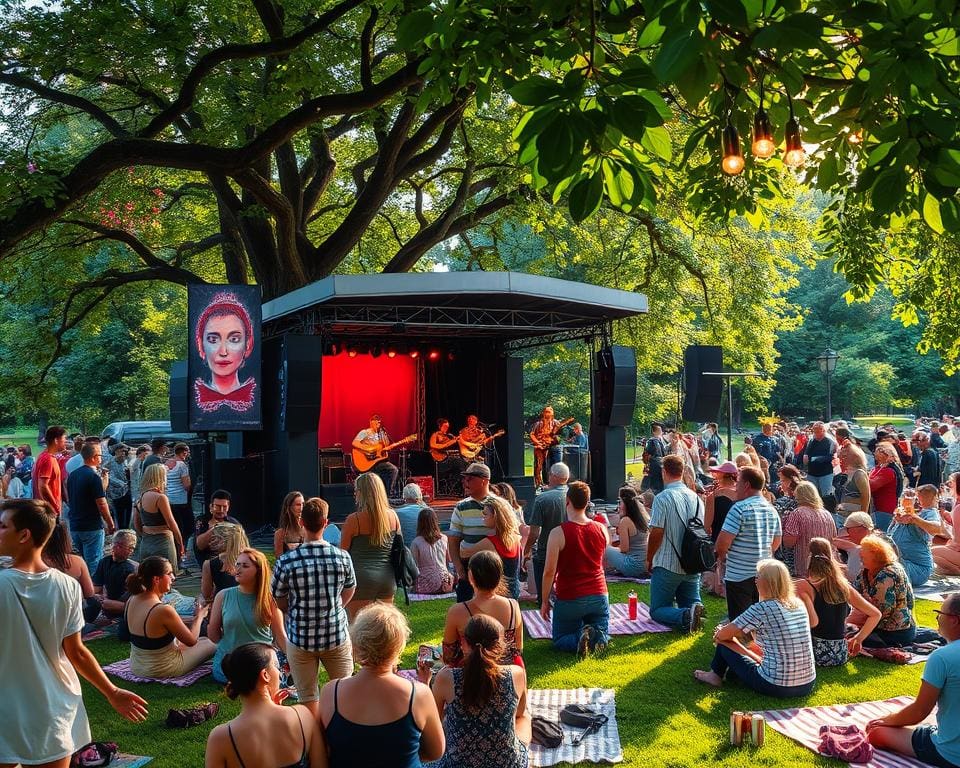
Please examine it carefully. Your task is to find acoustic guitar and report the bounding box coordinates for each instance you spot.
[530,417,574,450]
[352,434,417,472]
[429,436,460,463]
[460,429,506,460]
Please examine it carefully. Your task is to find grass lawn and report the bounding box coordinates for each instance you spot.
[79,580,936,767]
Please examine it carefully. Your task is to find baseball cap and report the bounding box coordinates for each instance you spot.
[461,462,491,479]
[844,512,874,530]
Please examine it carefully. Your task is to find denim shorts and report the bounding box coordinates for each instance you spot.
[912,726,960,768]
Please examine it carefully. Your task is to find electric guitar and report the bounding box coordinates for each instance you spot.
[430,436,460,462]
[530,417,574,451]
[352,434,417,472]
[459,429,506,460]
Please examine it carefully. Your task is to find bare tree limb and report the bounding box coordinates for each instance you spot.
[0,72,129,137]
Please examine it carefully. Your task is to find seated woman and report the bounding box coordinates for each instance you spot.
[273,491,305,557]
[319,603,444,768]
[410,507,455,595]
[794,538,881,666]
[782,481,838,578]
[694,559,817,697]
[43,521,100,624]
[888,484,947,586]
[208,548,287,684]
[201,523,249,605]
[604,486,649,578]
[205,643,327,768]
[122,556,215,678]
[430,614,531,768]
[850,534,917,648]
[460,496,522,600]
[933,478,960,573]
[442,551,524,668]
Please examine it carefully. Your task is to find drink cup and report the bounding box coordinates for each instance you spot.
[751,714,765,746]
[628,591,638,621]
[730,711,744,745]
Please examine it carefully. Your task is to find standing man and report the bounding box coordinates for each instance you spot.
[352,414,399,495]
[530,406,562,485]
[193,490,239,566]
[646,454,705,633]
[0,499,147,767]
[914,431,943,487]
[716,466,782,620]
[524,462,570,607]
[129,444,150,506]
[645,424,668,493]
[866,593,960,767]
[801,421,838,499]
[102,443,132,530]
[753,423,781,470]
[33,425,68,517]
[66,442,115,575]
[141,437,167,471]
[703,423,723,462]
[446,462,496,602]
[164,443,192,567]
[271,497,355,719]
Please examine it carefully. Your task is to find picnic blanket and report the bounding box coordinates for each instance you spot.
[858,649,927,665]
[113,755,153,768]
[522,602,670,640]
[914,575,960,602]
[757,696,937,768]
[605,575,651,585]
[528,688,623,766]
[408,591,455,602]
[102,659,213,687]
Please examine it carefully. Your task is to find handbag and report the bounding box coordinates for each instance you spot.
[531,715,564,748]
[560,703,609,746]
[71,741,118,767]
[390,530,419,605]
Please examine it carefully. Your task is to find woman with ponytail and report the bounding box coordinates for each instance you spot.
[431,615,530,768]
[205,643,327,767]
[122,556,215,678]
[795,538,882,665]
[208,548,287,683]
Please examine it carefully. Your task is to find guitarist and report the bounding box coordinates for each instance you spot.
[530,405,564,485]
[351,414,399,494]
[430,418,465,484]
[457,415,488,463]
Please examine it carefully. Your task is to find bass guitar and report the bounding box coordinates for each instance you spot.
[460,429,506,460]
[530,418,574,450]
[352,434,417,472]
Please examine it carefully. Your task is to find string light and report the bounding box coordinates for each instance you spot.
[751,79,775,158]
[783,91,805,168]
[721,122,745,175]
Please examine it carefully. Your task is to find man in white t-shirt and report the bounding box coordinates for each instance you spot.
[0,498,147,766]
[164,442,192,568]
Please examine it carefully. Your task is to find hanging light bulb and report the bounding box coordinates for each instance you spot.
[721,123,744,175]
[752,79,775,158]
[782,92,805,167]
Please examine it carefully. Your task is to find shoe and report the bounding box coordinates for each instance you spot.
[687,603,705,634]
[590,627,609,658]
[577,625,593,660]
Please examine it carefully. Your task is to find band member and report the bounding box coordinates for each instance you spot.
[351,414,399,494]
[530,406,563,485]
[430,418,466,480]
[458,415,487,463]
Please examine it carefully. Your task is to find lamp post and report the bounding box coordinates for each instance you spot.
[816,348,840,421]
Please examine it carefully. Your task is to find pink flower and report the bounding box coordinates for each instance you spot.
[27,161,37,173]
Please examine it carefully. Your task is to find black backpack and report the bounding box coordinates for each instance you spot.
[390,530,419,604]
[669,496,716,574]
[889,461,905,500]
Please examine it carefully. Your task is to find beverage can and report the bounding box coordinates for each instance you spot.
[628,591,638,621]
[730,711,743,745]
[751,714,765,746]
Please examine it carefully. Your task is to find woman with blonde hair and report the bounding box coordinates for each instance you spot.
[274,490,305,557]
[201,523,250,604]
[695,559,817,697]
[132,462,182,568]
[319,603,444,766]
[795,538,881,666]
[782,481,838,578]
[837,443,871,521]
[870,443,905,532]
[209,548,287,683]
[851,534,917,647]
[340,472,402,620]
[460,496,522,598]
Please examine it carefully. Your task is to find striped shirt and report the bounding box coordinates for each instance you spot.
[721,496,782,582]
[448,495,496,544]
[734,599,816,687]
[650,481,701,574]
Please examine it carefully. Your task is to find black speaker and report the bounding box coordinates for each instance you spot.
[169,360,189,433]
[213,456,267,528]
[593,345,637,427]
[588,426,626,502]
[279,335,322,432]
[318,483,355,524]
[682,345,723,422]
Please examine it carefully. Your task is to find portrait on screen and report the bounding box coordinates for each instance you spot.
[188,284,262,430]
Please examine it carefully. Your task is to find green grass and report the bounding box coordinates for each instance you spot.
[79,582,936,767]
[856,415,916,428]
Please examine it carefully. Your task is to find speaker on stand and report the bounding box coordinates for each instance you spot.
[682,345,724,423]
[169,360,189,433]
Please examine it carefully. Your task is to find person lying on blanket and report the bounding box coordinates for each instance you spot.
[866,593,960,768]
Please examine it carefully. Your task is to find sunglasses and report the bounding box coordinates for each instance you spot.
[934,610,959,619]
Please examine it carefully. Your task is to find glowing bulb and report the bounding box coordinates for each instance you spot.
[751,109,775,159]
[720,124,744,176]
[722,154,745,175]
[783,117,805,168]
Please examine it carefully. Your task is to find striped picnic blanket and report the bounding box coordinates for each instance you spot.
[758,697,937,768]
[913,576,960,602]
[103,658,213,687]
[522,602,670,640]
[528,688,623,766]
[408,591,455,602]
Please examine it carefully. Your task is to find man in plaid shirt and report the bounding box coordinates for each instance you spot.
[272,496,356,717]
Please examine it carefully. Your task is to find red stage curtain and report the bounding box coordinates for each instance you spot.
[318,354,419,451]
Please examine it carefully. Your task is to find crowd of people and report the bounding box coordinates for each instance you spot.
[3,416,960,768]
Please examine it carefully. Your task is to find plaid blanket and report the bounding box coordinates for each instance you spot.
[528,688,623,766]
[113,756,153,768]
[408,591,455,602]
[522,602,670,640]
[102,659,213,687]
[913,575,960,602]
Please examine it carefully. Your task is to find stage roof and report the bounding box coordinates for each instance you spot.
[261,272,648,346]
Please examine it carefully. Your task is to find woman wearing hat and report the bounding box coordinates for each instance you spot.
[704,461,739,542]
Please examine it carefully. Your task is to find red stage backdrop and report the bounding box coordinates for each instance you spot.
[318,354,419,451]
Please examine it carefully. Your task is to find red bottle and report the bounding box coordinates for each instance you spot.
[628,591,638,620]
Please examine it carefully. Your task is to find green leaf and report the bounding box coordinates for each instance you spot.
[536,118,576,178]
[395,10,434,51]
[637,90,674,124]
[866,141,895,167]
[871,168,907,214]
[922,193,944,234]
[652,29,702,82]
[509,76,565,106]
[641,125,673,161]
[817,153,838,190]
[705,0,748,28]
[637,17,666,48]
[941,198,960,232]
[568,172,603,222]
[609,98,651,143]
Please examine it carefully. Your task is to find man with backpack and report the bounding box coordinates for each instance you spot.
[716,466,782,620]
[646,454,706,633]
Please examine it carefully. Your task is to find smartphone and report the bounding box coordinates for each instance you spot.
[418,644,435,664]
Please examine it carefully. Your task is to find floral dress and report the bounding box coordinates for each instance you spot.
[432,668,527,768]
[855,563,915,631]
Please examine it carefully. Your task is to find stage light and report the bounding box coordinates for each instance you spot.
[447,351,456,362]
[347,345,358,358]
[428,349,440,361]
[386,345,397,358]
[408,347,420,359]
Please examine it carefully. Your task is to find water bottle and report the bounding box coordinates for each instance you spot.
[628,590,638,620]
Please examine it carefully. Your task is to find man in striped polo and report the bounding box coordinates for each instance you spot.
[447,462,496,602]
[716,466,782,620]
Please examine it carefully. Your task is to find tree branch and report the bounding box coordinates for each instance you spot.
[0,72,129,137]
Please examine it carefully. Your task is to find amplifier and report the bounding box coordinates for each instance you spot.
[409,475,435,501]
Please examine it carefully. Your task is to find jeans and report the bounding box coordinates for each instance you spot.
[649,566,701,629]
[605,548,649,579]
[372,461,399,496]
[808,474,836,499]
[73,528,105,575]
[552,593,610,653]
[170,503,193,561]
[725,577,759,621]
[710,644,815,698]
[533,558,546,606]
[864,625,917,648]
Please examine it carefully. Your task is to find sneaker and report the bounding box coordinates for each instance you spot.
[687,603,705,634]
[591,627,609,658]
[577,625,593,660]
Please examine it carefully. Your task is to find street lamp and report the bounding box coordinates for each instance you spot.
[816,348,840,421]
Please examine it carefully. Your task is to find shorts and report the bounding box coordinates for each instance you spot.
[912,726,960,768]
